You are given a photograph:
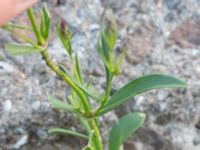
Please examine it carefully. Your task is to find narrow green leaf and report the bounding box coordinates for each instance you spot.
[83,130,101,150]
[68,94,81,111]
[40,3,51,40]
[40,10,45,37]
[87,86,104,102]
[99,74,187,115]
[75,54,84,84]
[72,90,83,110]
[48,128,88,139]
[5,43,40,55]
[86,78,93,88]
[113,47,126,75]
[48,95,76,112]
[105,65,111,89]
[59,64,78,82]
[101,33,111,61]
[103,26,118,52]
[97,9,119,74]
[59,64,101,102]
[109,113,145,150]
[3,23,32,31]
[97,39,110,68]
[117,47,126,67]
[85,78,104,99]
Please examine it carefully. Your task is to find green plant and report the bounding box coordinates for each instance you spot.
[3,4,187,150]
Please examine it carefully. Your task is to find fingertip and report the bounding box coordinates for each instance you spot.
[15,0,39,15]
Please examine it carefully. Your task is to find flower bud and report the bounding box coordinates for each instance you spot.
[57,19,72,56]
[101,9,118,50]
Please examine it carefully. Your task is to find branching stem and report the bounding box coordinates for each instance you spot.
[40,50,91,116]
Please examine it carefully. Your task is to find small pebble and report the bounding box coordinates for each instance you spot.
[157,91,169,101]
[0,62,15,74]
[12,135,28,149]
[31,101,41,110]
[3,100,12,112]
[89,24,100,31]
[36,128,48,140]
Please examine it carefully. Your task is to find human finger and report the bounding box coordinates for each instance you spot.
[15,0,38,16]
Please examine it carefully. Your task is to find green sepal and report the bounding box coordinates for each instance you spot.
[57,20,72,56]
[68,94,80,110]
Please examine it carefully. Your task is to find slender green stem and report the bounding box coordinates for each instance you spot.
[79,117,91,135]
[103,74,113,104]
[40,50,91,116]
[69,55,79,81]
[94,74,113,115]
[88,118,103,149]
[27,8,45,45]
[69,55,88,110]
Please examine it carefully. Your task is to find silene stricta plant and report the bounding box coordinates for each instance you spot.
[2,3,187,150]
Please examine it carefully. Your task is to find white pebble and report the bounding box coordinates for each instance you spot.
[31,101,41,110]
[0,62,15,73]
[3,100,12,112]
[12,135,28,149]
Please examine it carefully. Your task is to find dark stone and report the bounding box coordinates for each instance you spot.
[195,117,200,130]
[56,0,66,5]
[164,0,181,10]
[134,128,179,150]
[155,113,173,126]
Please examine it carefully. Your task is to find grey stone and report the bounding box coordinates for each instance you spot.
[157,91,169,102]
[164,0,181,10]
[31,101,41,110]
[12,135,28,149]
[36,128,48,140]
[155,113,173,126]
[0,62,15,74]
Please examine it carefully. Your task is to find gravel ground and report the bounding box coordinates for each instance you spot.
[1,0,200,150]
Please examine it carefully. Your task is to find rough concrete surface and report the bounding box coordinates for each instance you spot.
[1,0,200,150]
